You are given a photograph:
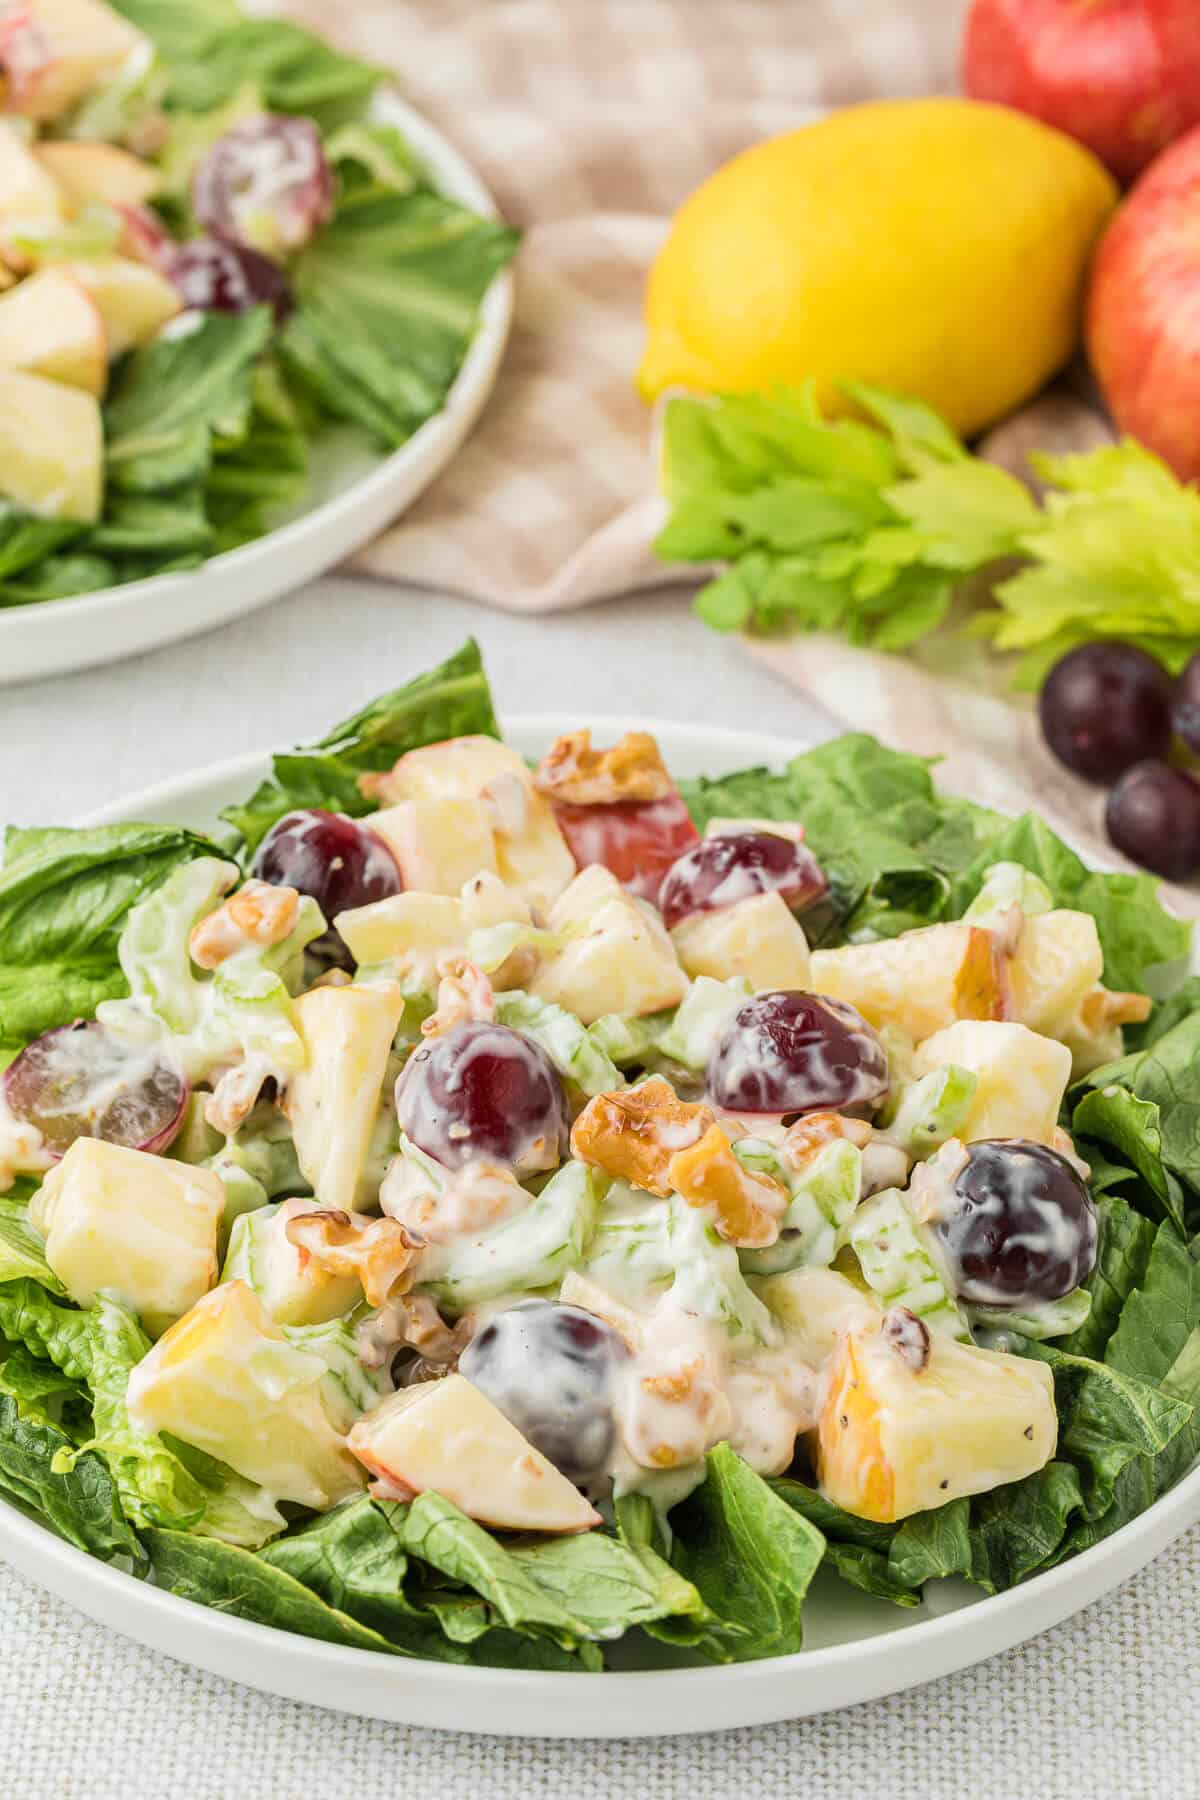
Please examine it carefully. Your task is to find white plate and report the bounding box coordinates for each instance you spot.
[3,715,1196,1738]
[0,95,514,687]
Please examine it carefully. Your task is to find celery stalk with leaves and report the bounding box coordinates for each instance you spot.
[656,381,1200,687]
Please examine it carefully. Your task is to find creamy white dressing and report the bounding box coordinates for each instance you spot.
[380,1149,526,1244]
[0,1091,51,1191]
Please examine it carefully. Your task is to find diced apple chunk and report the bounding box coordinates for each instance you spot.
[336,876,532,989]
[0,268,106,394]
[369,796,498,896]
[29,1138,224,1337]
[369,736,574,913]
[348,1374,600,1533]
[0,119,67,226]
[36,141,159,209]
[810,922,1006,1041]
[283,982,406,1212]
[1007,910,1104,1039]
[126,1280,363,1510]
[0,365,101,520]
[913,1020,1072,1146]
[59,255,181,354]
[531,867,688,1024]
[671,890,811,993]
[2,0,148,122]
[816,1316,1056,1522]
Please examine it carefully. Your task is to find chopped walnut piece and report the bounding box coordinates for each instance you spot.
[781,1111,872,1171]
[1078,988,1153,1033]
[189,879,299,970]
[285,1208,422,1307]
[667,1124,787,1249]
[357,1290,469,1374]
[642,1362,701,1403]
[421,958,496,1039]
[533,729,674,806]
[570,1078,712,1196]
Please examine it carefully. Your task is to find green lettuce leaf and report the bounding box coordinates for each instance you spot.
[0,821,224,1053]
[668,1443,825,1660]
[0,1390,139,1561]
[111,4,385,129]
[104,310,273,495]
[1061,1193,1157,1361]
[221,638,501,853]
[281,189,518,450]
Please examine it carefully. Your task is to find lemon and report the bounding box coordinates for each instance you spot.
[638,99,1118,438]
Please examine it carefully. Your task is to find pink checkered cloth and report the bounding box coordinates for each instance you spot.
[284,0,1195,916]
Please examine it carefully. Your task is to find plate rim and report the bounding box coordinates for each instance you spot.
[10,710,1194,1735]
[0,94,515,670]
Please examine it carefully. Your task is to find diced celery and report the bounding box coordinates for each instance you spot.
[667,1201,781,1348]
[967,1287,1092,1343]
[963,861,1054,926]
[654,976,752,1071]
[737,1137,863,1276]
[495,990,623,1096]
[879,1064,977,1155]
[846,1187,969,1338]
[419,1162,604,1311]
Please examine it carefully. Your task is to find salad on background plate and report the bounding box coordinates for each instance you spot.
[1,640,1198,1672]
[0,0,516,609]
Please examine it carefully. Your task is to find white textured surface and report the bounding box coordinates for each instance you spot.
[3,575,1198,1789]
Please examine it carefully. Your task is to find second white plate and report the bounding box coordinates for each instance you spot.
[0,95,514,687]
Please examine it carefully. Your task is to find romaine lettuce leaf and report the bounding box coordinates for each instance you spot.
[0,1390,139,1561]
[110,4,384,130]
[0,821,224,1053]
[220,638,501,853]
[668,1443,825,1660]
[280,190,517,449]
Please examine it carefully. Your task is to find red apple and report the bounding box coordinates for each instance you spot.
[1086,124,1200,481]
[963,0,1200,184]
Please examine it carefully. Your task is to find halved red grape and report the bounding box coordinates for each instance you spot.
[1105,760,1200,880]
[1172,651,1200,755]
[460,1299,626,1481]
[1039,642,1173,783]
[167,236,294,321]
[4,1021,188,1159]
[395,1022,569,1173]
[706,990,888,1118]
[659,830,826,930]
[933,1139,1096,1306]
[251,808,402,971]
[193,115,334,258]
[552,792,700,902]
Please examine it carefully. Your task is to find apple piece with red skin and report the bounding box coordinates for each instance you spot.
[963,0,1200,185]
[0,0,148,125]
[551,790,700,904]
[1086,124,1200,482]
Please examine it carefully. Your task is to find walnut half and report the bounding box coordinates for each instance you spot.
[533,730,674,806]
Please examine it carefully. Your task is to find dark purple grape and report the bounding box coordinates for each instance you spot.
[168,236,294,321]
[934,1139,1096,1306]
[193,115,334,257]
[1039,642,1173,783]
[658,830,827,930]
[4,1021,187,1159]
[706,990,888,1118]
[252,808,401,971]
[1172,651,1200,754]
[1106,760,1200,880]
[395,1022,569,1173]
[459,1299,626,1481]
